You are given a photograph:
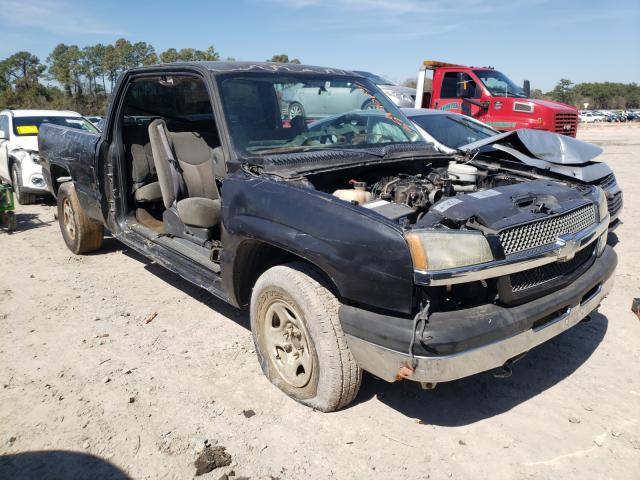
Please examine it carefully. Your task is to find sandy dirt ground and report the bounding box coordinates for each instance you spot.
[1,124,639,479]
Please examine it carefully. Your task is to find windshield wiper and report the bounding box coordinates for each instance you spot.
[247,144,383,156]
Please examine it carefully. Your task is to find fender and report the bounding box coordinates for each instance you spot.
[38,123,103,221]
[221,170,415,315]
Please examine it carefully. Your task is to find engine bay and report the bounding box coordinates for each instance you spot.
[304,157,594,232]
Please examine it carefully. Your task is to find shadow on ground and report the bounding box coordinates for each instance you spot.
[0,450,130,480]
[356,313,608,426]
[122,248,249,329]
[121,243,608,426]
[11,212,55,233]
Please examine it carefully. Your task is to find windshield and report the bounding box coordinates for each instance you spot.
[354,71,395,86]
[411,113,498,149]
[473,70,527,98]
[12,116,99,136]
[216,73,422,157]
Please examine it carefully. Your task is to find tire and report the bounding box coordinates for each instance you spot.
[250,262,362,412]
[57,182,104,254]
[288,102,305,119]
[11,164,36,205]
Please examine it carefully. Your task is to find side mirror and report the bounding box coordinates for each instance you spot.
[0,130,7,140]
[523,80,531,98]
[456,73,474,98]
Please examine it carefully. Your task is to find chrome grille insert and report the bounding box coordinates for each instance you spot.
[500,204,597,256]
[509,243,596,292]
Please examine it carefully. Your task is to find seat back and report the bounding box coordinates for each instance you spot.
[148,119,184,209]
[171,132,220,200]
[148,119,220,209]
[123,125,155,191]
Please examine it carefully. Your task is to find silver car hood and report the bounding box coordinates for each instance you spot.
[380,84,416,95]
[459,128,610,183]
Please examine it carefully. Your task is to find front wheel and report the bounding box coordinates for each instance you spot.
[361,99,378,110]
[57,182,104,254]
[288,102,305,119]
[250,263,362,412]
[11,164,36,205]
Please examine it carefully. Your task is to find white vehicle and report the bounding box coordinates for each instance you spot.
[579,111,606,123]
[353,71,416,107]
[0,109,98,204]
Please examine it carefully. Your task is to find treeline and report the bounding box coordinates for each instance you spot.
[0,38,300,115]
[532,79,640,109]
[3,39,636,114]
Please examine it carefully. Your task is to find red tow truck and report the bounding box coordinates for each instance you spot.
[414,60,579,136]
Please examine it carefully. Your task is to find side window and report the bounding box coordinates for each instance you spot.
[0,115,9,137]
[441,72,479,99]
[440,73,459,98]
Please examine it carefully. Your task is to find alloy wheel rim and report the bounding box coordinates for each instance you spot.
[62,197,76,240]
[289,104,303,119]
[262,298,313,388]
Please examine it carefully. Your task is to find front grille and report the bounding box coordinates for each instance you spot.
[554,112,578,136]
[499,204,597,255]
[608,191,623,218]
[510,243,595,292]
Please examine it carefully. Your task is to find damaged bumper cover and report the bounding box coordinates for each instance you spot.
[341,246,616,383]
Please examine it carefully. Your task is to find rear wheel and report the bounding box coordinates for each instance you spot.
[11,164,36,205]
[57,182,104,254]
[251,263,362,412]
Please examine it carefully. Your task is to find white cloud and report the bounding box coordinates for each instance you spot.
[272,0,544,16]
[0,0,122,35]
[269,0,550,36]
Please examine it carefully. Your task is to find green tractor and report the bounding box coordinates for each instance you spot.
[0,183,17,232]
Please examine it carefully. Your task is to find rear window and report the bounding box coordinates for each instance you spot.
[122,76,213,122]
[13,116,98,136]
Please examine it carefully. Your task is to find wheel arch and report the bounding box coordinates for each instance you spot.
[49,163,72,198]
[232,238,341,309]
[7,154,20,180]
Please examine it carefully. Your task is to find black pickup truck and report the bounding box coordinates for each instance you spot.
[38,62,616,411]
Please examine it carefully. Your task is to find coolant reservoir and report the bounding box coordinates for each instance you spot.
[448,162,478,184]
[333,181,372,204]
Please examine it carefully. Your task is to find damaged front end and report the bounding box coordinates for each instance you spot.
[254,145,618,386]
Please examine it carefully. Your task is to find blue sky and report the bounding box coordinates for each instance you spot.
[0,0,638,91]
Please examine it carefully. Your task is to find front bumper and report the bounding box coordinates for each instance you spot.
[341,246,616,383]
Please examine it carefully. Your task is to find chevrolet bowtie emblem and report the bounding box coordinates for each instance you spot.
[555,237,581,262]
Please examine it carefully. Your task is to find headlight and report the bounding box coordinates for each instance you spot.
[11,150,40,164]
[597,189,608,222]
[405,230,494,271]
[381,88,400,104]
[596,232,607,256]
